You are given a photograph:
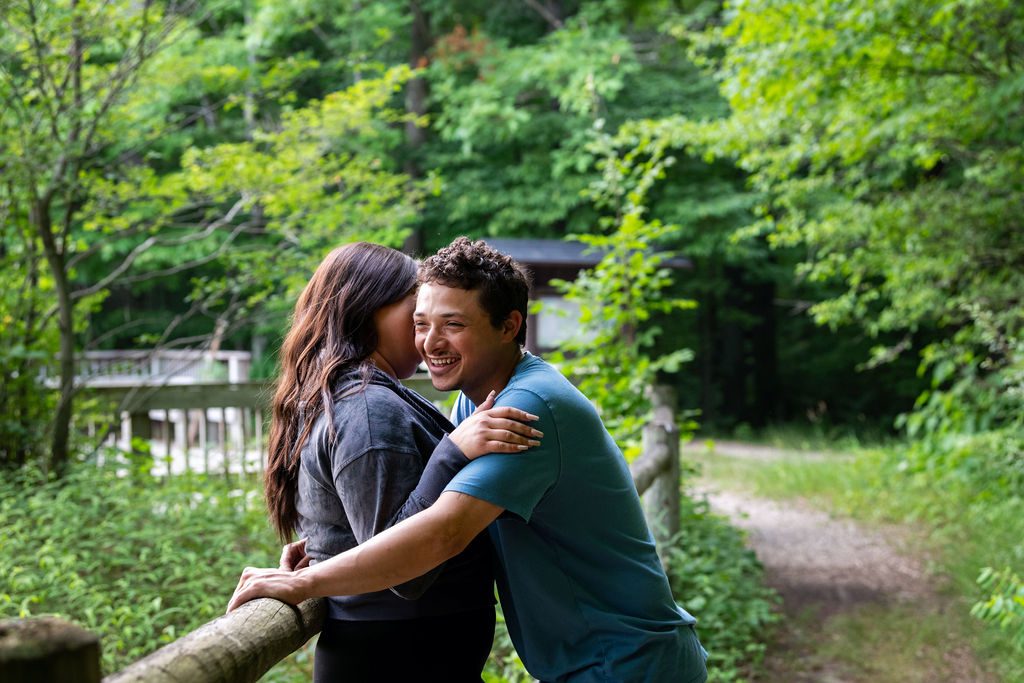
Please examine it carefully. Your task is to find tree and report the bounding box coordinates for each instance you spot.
[0,0,425,472]
[0,0,205,471]
[687,0,1024,648]
[689,0,1024,432]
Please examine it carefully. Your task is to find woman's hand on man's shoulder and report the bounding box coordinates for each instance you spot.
[449,390,544,460]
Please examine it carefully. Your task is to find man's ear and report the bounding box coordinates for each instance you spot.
[501,310,524,342]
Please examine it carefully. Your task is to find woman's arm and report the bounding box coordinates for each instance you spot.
[333,391,540,599]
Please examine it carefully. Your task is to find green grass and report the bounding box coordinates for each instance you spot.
[692,442,1024,683]
[718,421,898,455]
[775,602,995,683]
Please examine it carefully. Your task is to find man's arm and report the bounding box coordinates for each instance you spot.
[228,491,503,612]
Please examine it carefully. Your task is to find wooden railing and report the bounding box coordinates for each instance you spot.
[630,384,682,552]
[3,385,685,683]
[81,374,448,476]
[77,350,252,385]
[0,599,325,683]
[105,598,325,682]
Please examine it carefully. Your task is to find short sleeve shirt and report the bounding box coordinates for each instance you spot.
[445,354,705,683]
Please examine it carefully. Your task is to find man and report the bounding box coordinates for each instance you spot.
[230,238,708,683]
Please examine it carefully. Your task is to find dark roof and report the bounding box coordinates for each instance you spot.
[481,237,691,269]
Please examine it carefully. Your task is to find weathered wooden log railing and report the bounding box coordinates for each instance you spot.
[0,599,326,683]
[105,598,326,683]
[630,384,682,559]
[2,385,685,683]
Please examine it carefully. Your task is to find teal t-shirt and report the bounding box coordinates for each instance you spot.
[445,353,707,683]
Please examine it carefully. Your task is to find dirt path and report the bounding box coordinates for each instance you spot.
[696,442,996,683]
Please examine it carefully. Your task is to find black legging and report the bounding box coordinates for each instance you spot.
[313,605,496,683]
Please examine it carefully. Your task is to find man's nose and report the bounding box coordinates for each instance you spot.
[423,325,443,352]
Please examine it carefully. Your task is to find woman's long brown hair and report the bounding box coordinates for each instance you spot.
[265,242,418,541]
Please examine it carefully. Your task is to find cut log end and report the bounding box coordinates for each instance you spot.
[0,617,102,683]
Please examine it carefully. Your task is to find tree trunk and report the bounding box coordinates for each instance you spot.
[697,258,719,426]
[749,275,779,426]
[402,0,430,255]
[33,199,75,475]
[720,266,747,423]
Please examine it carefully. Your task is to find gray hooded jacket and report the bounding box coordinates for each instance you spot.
[295,367,494,620]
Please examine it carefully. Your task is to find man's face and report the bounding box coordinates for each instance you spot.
[414,282,517,402]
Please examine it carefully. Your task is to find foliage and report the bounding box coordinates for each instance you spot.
[0,225,55,466]
[973,567,1024,652]
[0,0,204,469]
[686,0,1024,436]
[3,0,913,463]
[422,15,635,241]
[0,462,280,675]
[0,456,777,682]
[548,128,698,449]
[483,608,531,683]
[0,0,425,471]
[676,0,1024,652]
[667,489,780,683]
[549,215,696,450]
[893,430,1024,653]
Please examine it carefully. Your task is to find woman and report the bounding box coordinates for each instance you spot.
[262,242,541,682]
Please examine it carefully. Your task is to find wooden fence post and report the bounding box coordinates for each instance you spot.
[0,617,101,683]
[641,384,681,563]
[128,409,151,454]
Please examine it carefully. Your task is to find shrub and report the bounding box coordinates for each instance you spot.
[666,491,780,682]
[973,567,1024,652]
[0,461,279,674]
[1,457,777,681]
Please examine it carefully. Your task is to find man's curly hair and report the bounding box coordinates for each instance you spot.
[420,237,532,346]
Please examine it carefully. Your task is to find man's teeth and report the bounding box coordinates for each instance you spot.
[431,357,457,366]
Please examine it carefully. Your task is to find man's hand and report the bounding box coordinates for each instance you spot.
[279,537,311,571]
[450,390,543,459]
[226,566,308,613]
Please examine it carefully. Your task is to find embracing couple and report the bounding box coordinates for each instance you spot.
[229,237,708,683]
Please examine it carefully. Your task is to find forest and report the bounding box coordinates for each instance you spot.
[1,1,1022,681]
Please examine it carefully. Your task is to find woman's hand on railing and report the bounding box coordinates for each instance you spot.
[225,538,310,613]
[279,537,311,571]
[448,390,543,460]
[227,566,308,613]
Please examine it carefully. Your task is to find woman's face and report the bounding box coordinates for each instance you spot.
[370,291,421,379]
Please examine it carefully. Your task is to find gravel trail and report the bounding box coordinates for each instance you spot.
[696,442,996,683]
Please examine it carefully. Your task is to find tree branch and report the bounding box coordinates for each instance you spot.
[70,197,248,300]
[84,317,163,350]
[522,0,563,30]
[24,0,65,141]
